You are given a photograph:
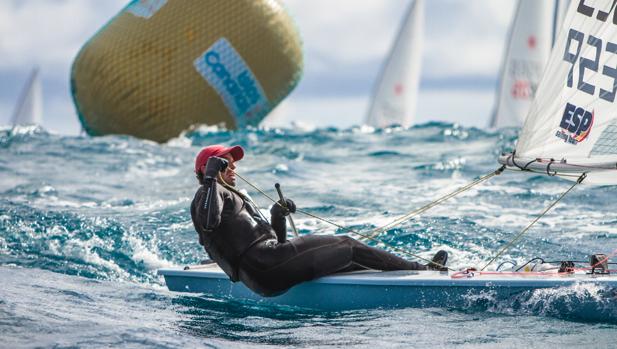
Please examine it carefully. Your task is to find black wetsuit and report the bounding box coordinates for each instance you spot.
[191,182,427,297]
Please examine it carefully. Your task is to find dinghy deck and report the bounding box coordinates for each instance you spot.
[158,264,617,310]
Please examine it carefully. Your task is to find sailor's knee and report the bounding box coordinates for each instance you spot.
[338,235,356,245]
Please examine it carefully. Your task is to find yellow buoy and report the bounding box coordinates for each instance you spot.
[71,0,303,142]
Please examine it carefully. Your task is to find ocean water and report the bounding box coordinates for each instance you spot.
[2,123,617,348]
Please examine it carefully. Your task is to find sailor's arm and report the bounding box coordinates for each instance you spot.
[193,157,229,241]
[199,182,225,230]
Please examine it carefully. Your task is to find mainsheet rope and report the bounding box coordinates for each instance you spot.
[363,166,506,239]
[480,173,587,271]
[232,171,451,269]
[231,167,506,270]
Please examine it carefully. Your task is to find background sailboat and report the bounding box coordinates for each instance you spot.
[11,67,43,127]
[500,0,617,185]
[489,0,554,128]
[365,0,423,128]
[553,0,571,45]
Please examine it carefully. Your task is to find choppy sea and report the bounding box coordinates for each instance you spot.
[2,123,617,348]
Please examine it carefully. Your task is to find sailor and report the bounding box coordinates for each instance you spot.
[191,144,448,297]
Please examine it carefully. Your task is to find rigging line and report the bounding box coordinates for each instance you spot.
[232,171,453,270]
[293,207,454,270]
[363,176,486,239]
[362,166,506,240]
[232,171,280,205]
[233,167,503,269]
[234,166,503,237]
[508,151,536,171]
[218,173,270,223]
[480,173,587,271]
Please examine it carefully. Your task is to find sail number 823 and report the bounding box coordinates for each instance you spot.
[563,28,617,103]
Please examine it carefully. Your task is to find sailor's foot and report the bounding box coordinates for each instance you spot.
[427,250,448,271]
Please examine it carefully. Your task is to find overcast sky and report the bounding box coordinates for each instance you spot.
[0,0,517,134]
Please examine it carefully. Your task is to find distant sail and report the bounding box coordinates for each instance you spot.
[11,68,42,127]
[499,0,617,185]
[553,0,572,45]
[365,0,424,128]
[490,0,554,129]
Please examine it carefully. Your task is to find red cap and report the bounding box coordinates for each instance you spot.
[194,145,244,174]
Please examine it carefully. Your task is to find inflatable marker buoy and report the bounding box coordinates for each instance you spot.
[71,0,303,142]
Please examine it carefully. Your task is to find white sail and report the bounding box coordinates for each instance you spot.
[500,0,617,185]
[11,68,42,126]
[490,0,554,128]
[365,0,423,128]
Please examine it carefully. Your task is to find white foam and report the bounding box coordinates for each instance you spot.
[164,133,192,148]
[0,235,7,253]
[131,197,188,211]
[167,221,193,232]
[57,234,129,279]
[273,164,289,173]
[127,235,175,271]
[525,282,608,307]
[34,196,98,209]
[352,124,376,134]
[9,125,44,135]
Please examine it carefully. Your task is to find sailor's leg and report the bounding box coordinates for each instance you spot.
[279,235,427,272]
[240,235,357,295]
[240,235,428,296]
[342,236,427,270]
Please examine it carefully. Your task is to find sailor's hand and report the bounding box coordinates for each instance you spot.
[270,198,296,217]
[204,156,229,179]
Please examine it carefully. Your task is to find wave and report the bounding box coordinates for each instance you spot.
[460,282,617,323]
[2,122,617,321]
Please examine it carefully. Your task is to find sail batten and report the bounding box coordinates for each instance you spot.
[506,0,617,185]
[365,0,423,128]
